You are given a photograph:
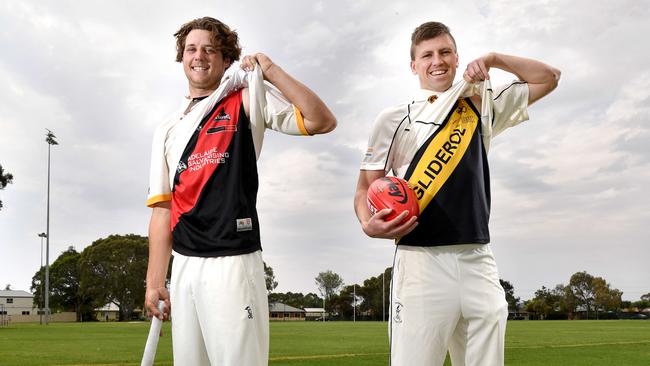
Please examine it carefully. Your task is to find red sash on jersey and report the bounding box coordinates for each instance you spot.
[170,92,241,230]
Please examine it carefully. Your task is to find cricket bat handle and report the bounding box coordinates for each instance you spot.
[141,300,165,366]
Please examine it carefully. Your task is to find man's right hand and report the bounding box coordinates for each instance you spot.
[362,208,418,239]
[355,170,418,240]
[145,287,171,321]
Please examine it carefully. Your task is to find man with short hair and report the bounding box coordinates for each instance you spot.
[145,16,336,365]
[354,21,560,365]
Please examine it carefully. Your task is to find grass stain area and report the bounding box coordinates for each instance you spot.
[0,320,648,365]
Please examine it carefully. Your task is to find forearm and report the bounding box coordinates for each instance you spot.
[354,188,372,228]
[486,52,559,84]
[146,206,172,290]
[485,52,561,105]
[264,64,336,134]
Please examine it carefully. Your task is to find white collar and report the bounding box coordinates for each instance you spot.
[413,81,481,102]
[414,88,444,102]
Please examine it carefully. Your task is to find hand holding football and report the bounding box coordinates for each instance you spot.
[367,176,419,223]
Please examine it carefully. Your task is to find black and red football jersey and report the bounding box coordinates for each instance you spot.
[171,90,261,257]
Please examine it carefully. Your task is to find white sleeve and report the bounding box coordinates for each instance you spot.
[247,66,309,158]
[264,83,310,135]
[360,108,399,173]
[248,67,308,136]
[146,124,172,207]
[491,81,530,138]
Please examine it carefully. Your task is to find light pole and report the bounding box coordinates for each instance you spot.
[353,284,356,322]
[38,233,46,325]
[44,129,58,325]
[382,272,385,322]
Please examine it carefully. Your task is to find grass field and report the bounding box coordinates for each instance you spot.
[0,320,649,365]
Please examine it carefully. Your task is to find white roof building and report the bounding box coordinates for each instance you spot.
[0,290,35,316]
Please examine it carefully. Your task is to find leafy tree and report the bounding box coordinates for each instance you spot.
[263,262,278,294]
[526,286,553,319]
[30,247,95,321]
[525,285,565,319]
[315,270,344,313]
[564,271,623,319]
[567,271,596,319]
[356,268,391,320]
[315,270,344,299]
[328,284,356,319]
[500,279,521,312]
[592,277,622,317]
[31,268,44,310]
[0,164,13,211]
[561,283,577,317]
[79,234,148,321]
[631,293,650,310]
[3,284,11,290]
[268,292,322,309]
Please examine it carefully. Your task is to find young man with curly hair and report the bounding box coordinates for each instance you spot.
[145,17,336,365]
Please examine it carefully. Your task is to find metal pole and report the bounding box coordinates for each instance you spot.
[382,273,385,322]
[38,233,47,324]
[45,141,51,325]
[38,233,46,325]
[44,130,57,325]
[353,284,356,322]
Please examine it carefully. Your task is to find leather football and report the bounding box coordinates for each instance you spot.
[367,176,419,222]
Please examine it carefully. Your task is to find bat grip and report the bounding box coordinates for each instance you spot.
[141,300,165,366]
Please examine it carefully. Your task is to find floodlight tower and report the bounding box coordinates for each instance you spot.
[44,129,58,325]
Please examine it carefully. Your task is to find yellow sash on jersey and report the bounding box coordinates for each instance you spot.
[407,99,479,214]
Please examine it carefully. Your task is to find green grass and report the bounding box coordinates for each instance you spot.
[0,320,648,365]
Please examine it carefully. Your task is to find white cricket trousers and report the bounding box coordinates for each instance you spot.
[170,250,269,366]
[390,244,508,366]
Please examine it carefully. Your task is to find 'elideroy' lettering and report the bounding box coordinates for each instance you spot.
[414,128,466,199]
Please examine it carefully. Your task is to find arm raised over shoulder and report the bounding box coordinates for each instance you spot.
[464,52,561,105]
[240,53,337,134]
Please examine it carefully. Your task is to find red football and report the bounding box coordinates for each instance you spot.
[367,176,419,222]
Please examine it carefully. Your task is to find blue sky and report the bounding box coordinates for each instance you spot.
[1,0,648,302]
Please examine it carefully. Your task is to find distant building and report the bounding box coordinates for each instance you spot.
[304,307,327,321]
[269,302,305,321]
[95,302,120,321]
[0,290,35,316]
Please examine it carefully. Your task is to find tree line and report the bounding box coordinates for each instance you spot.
[524,271,648,320]
[272,270,647,321]
[31,234,153,321]
[30,233,648,322]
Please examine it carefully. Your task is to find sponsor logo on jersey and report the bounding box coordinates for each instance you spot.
[186,148,230,172]
[405,99,478,217]
[206,125,237,134]
[177,161,188,174]
[236,218,253,232]
[412,126,467,200]
[214,110,231,121]
[245,305,254,319]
